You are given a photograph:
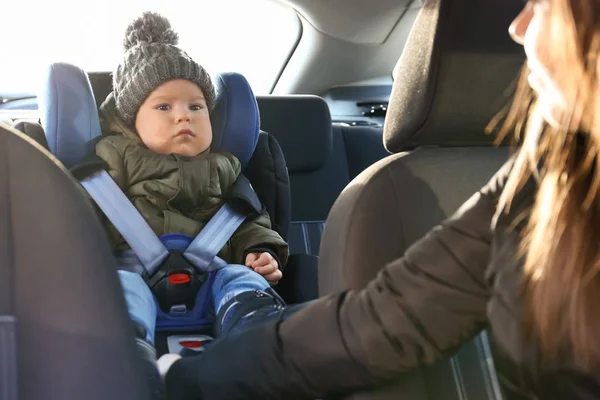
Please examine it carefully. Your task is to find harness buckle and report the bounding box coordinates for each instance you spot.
[146,251,208,313]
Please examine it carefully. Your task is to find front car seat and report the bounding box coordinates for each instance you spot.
[0,124,146,399]
[318,0,524,398]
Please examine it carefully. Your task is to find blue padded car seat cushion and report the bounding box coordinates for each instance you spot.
[210,72,260,167]
[38,63,101,169]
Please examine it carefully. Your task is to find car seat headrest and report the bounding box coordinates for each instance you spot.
[384,0,525,153]
[38,64,259,169]
[256,95,332,173]
[88,72,113,111]
[11,120,49,151]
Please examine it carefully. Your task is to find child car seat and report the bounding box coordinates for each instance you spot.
[35,63,299,333]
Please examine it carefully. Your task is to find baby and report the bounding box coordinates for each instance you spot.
[94,11,290,396]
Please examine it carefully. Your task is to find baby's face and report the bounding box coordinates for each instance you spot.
[135,79,212,156]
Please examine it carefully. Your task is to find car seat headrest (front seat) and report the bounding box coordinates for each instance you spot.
[384,0,525,153]
[0,124,148,400]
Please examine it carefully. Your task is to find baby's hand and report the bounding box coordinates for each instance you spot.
[245,252,282,285]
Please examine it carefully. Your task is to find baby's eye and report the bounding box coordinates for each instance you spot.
[157,104,171,111]
[190,104,204,111]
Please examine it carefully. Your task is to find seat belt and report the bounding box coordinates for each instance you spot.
[81,170,169,276]
[183,201,247,272]
[81,170,250,274]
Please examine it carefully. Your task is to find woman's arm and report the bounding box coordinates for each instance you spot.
[165,159,513,400]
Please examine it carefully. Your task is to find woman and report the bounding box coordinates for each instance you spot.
[162,0,600,398]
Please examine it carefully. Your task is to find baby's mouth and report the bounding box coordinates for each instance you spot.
[175,129,195,138]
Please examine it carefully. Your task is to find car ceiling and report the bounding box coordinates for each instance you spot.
[271,0,421,95]
[278,0,417,45]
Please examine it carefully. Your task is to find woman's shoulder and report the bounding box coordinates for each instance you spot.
[481,152,518,199]
[488,150,538,230]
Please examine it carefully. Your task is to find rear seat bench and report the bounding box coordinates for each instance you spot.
[256,96,389,257]
[335,122,388,181]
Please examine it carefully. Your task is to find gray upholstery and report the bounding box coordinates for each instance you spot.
[385,0,524,152]
[317,0,524,398]
[0,124,147,400]
[320,147,509,293]
[318,149,508,400]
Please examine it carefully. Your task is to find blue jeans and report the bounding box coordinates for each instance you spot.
[118,265,270,344]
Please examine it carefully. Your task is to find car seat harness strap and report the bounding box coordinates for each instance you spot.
[75,158,260,318]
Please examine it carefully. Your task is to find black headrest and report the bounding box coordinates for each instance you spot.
[384,0,525,153]
[88,72,113,107]
[11,120,49,150]
[256,96,332,173]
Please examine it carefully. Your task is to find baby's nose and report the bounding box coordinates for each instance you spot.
[176,110,191,122]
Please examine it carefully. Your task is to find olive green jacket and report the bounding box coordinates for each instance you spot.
[94,93,288,265]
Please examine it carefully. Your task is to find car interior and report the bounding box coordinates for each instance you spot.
[0,0,525,398]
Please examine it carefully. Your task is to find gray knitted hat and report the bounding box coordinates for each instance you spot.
[113,12,215,126]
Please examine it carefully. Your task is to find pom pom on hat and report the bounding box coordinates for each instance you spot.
[123,11,179,51]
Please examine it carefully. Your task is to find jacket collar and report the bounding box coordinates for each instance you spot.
[99,92,143,144]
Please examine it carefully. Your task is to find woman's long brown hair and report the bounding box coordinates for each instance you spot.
[493,0,600,371]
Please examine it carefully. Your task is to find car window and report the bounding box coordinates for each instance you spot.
[1,0,300,96]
